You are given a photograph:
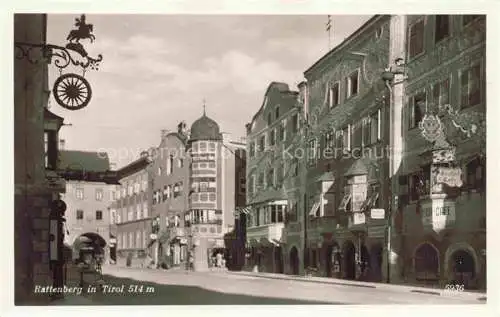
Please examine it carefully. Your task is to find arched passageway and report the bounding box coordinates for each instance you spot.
[370,244,384,282]
[414,243,439,281]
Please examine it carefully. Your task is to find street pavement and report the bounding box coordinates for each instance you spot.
[51,265,487,305]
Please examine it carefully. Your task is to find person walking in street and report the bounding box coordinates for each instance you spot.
[216,252,222,269]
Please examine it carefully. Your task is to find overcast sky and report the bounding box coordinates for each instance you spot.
[47,14,371,168]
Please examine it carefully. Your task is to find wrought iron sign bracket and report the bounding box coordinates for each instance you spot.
[15,14,103,111]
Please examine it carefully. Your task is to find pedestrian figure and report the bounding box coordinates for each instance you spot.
[216,252,222,268]
[188,251,194,271]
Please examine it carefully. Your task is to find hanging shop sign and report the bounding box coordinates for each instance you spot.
[15,14,103,111]
[435,166,463,188]
[419,114,444,143]
[350,212,366,226]
[370,208,385,219]
[421,199,456,233]
[351,183,367,212]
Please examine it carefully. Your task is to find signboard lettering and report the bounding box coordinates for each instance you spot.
[421,199,456,229]
[435,167,463,187]
[370,208,385,219]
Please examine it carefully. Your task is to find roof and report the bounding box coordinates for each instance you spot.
[304,15,383,76]
[117,155,150,179]
[248,82,299,127]
[44,108,64,122]
[344,159,369,177]
[189,113,222,142]
[315,171,336,182]
[58,150,110,172]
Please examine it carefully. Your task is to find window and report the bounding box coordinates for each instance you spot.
[143,202,148,218]
[292,114,299,133]
[269,129,276,146]
[324,131,334,150]
[266,168,275,188]
[461,63,482,108]
[96,210,103,220]
[279,120,286,141]
[76,210,84,220]
[44,132,49,168]
[292,159,299,177]
[287,201,298,223]
[267,112,272,126]
[158,167,162,176]
[409,92,426,129]
[249,142,255,158]
[178,158,184,168]
[259,135,266,152]
[465,157,485,190]
[95,189,103,201]
[168,155,174,174]
[199,142,207,152]
[136,204,141,219]
[351,121,363,149]
[342,126,351,151]
[308,138,318,165]
[364,110,381,145]
[258,172,265,188]
[347,70,359,98]
[110,209,116,224]
[408,173,425,202]
[329,82,340,108]
[409,19,425,58]
[248,175,255,195]
[136,231,141,249]
[435,15,450,43]
[432,78,450,108]
[76,188,84,200]
[208,142,216,152]
[463,15,481,26]
[275,106,280,119]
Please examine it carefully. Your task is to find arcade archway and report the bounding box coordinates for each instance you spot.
[414,242,440,281]
[450,249,476,288]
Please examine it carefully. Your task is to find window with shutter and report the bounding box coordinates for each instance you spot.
[409,19,425,58]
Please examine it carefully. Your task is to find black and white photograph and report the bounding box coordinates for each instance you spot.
[3,0,498,315]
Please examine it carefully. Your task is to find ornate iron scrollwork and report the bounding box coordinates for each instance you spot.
[15,14,103,111]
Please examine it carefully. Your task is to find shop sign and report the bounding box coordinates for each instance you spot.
[435,167,463,187]
[351,183,367,211]
[368,226,385,238]
[350,212,366,226]
[370,208,385,219]
[149,233,157,240]
[421,199,456,231]
[109,238,117,244]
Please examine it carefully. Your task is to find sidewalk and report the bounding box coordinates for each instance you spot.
[225,271,487,302]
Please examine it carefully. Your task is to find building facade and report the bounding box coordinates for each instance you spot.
[59,151,114,259]
[301,15,393,281]
[397,14,486,289]
[150,124,190,268]
[185,110,245,271]
[14,13,67,304]
[114,154,153,267]
[244,82,302,274]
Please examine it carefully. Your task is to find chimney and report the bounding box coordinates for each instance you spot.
[59,139,65,150]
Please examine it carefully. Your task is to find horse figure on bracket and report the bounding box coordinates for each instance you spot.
[67,14,96,43]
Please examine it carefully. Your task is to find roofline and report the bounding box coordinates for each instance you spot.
[117,156,150,178]
[248,82,299,128]
[304,15,385,76]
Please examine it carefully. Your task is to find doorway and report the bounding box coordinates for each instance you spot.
[274,246,284,273]
[289,246,299,275]
[451,249,476,289]
[370,244,383,282]
[343,241,356,280]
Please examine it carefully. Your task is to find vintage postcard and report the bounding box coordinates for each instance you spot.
[4,1,497,316]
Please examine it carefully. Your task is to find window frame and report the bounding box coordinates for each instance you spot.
[434,15,451,44]
[76,209,84,220]
[96,210,103,220]
[459,61,483,109]
[408,90,427,130]
[329,81,340,108]
[346,69,360,98]
[408,18,426,60]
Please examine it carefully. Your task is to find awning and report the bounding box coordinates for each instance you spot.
[234,206,253,216]
[308,201,321,216]
[361,191,379,211]
[338,193,352,211]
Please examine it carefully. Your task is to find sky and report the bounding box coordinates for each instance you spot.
[47,14,371,168]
